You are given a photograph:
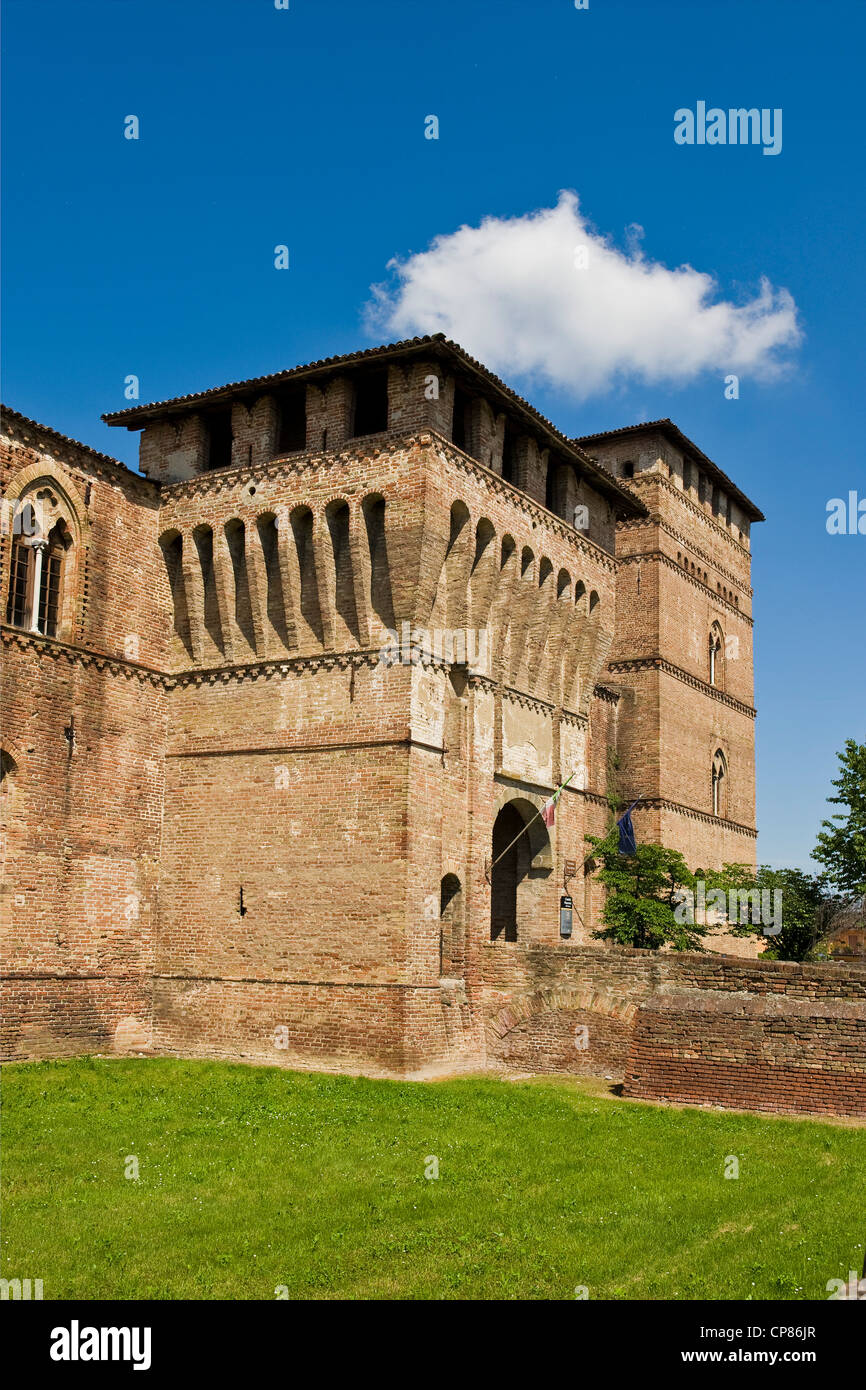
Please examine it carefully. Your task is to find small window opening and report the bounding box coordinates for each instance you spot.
[352,371,389,437]
[205,409,233,470]
[276,384,307,453]
[501,423,518,484]
[712,750,727,818]
[452,386,470,451]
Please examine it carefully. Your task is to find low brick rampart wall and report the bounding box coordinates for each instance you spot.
[482,943,866,1116]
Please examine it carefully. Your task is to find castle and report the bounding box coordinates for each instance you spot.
[4,335,863,1116]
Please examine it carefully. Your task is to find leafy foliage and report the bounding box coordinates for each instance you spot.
[704,863,831,962]
[813,739,866,896]
[585,828,704,951]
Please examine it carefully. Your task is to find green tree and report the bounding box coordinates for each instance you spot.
[705,862,829,962]
[813,740,866,895]
[586,828,703,951]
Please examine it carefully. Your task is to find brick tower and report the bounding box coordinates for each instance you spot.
[577,421,762,876]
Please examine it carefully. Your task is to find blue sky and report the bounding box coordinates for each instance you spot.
[3,0,864,870]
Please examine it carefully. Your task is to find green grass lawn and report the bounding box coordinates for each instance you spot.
[2,1057,863,1300]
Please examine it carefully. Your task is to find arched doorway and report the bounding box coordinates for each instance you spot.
[491,803,531,941]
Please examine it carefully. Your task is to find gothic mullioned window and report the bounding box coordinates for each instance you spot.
[5,517,72,638]
[6,538,30,628]
[712,749,728,818]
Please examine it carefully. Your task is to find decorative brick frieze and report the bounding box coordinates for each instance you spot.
[608,657,757,717]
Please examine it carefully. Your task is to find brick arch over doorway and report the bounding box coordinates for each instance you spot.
[486,986,638,1078]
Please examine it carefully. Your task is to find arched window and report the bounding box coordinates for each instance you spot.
[709,622,724,687]
[0,749,17,798]
[5,518,72,637]
[439,874,462,975]
[712,749,728,818]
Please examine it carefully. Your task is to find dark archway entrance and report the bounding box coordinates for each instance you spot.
[490,803,532,941]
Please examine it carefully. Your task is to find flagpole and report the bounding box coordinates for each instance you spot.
[485,785,652,882]
[487,770,577,874]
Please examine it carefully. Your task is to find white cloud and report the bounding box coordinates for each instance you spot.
[366,192,801,399]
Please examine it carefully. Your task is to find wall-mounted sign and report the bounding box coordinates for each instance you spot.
[560,895,573,938]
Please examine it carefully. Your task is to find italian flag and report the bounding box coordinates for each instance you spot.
[541,771,576,827]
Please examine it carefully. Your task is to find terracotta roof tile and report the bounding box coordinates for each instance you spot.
[1,403,151,487]
[102,334,646,516]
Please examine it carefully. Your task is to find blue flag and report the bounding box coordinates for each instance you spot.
[617,809,637,856]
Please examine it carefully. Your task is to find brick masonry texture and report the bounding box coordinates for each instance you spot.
[483,944,866,1115]
[625,993,866,1119]
[1,340,861,1117]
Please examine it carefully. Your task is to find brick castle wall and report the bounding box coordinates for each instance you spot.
[625,992,866,1118]
[484,943,866,1115]
[592,431,759,883]
[4,345,858,1119]
[1,415,166,1059]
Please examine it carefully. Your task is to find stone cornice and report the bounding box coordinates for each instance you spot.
[2,627,754,724]
[500,684,556,715]
[512,781,757,836]
[607,656,756,717]
[160,435,406,501]
[175,648,400,686]
[617,514,750,594]
[573,787,612,809]
[467,672,498,696]
[657,518,752,594]
[561,709,590,727]
[0,631,412,689]
[618,550,753,623]
[618,517,753,600]
[630,794,758,838]
[3,629,590,708]
[592,684,620,705]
